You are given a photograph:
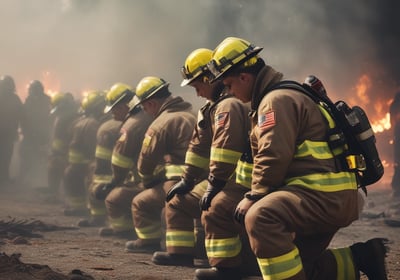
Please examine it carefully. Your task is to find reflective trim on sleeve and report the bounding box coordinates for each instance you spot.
[68,149,90,164]
[205,235,242,258]
[95,145,112,160]
[235,159,253,189]
[165,164,185,180]
[111,152,134,169]
[166,230,195,248]
[185,151,210,169]
[92,174,112,184]
[257,247,303,280]
[210,147,242,164]
[285,172,357,192]
[139,165,165,186]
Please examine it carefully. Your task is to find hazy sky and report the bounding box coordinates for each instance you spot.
[0,0,399,117]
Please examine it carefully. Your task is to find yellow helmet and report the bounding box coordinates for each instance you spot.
[135,76,169,103]
[80,90,106,114]
[50,92,75,114]
[208,37,263,83]
[104,83,134,113]
[180,48,213,87]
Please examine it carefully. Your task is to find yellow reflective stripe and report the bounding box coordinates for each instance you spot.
[111,152,134,169]
[135,223,163,239]
[95,145,112,160]
[68,149,90,164]
[92,174,112,184]
[89,205,106,216]
[109,216,133,231]
[318,105,335,129]
[185,151,210,169]
[191,180,208,199]
[257,247,303,280]
[285,172,357,192]
[166,230,195,248]
[295,140,334,159]
[139,165,165,185]
[235,159,253,189]
[165,164,185,179]
[205,235,242,258]
[210,147,242,164]
[52,138,67,152]
[330,247,356,280]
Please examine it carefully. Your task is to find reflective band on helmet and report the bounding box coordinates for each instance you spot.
[185,151,210,169]
[257,247,303,280]
[205,235,242,258]
[210,147,242,164]
[95,145,112,160]
[166,230,195,248]
[235,159,253,189]
[111,152,134,169]
[330,247,356,280]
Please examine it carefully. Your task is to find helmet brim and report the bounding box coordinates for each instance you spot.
[137,83,169,104]
[104,91,132,113]
[210,46,263,84]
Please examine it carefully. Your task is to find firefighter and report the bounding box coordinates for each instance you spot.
[124,76,196,253]
[19,80,52,187]
[208,37,388,280]
[384,91,400,226]
[151,48,258,277]
[47,92,79,198]
[77,85,126,227]
[62,90,108,216]
[0,75,23,187]
[94,83,152,238]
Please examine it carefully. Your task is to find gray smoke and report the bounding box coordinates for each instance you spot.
[0,0,398,112]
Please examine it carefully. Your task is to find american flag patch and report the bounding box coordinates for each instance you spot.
[258,111,276,130]
[215,112,229,128]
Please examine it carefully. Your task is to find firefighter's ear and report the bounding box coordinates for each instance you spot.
[202,76,209,83]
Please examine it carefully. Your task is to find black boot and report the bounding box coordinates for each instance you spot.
[152,251,194,266]
[350,238,389,280]
[194,267,242,280]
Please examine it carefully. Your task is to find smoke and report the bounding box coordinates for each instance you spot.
[0,0,398,110]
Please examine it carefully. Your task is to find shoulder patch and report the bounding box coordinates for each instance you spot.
[215,112,229,128]
[142,128,154,147]
[258,111,276,130]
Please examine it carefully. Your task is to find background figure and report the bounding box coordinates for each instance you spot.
[47,92,79,199]
[19,80,52,188]
[385,91,400,226]
[0,75,23,187]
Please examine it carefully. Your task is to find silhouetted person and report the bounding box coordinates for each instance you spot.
[390,92,400,199]
[0,75,23,187]
[19,80,52,187]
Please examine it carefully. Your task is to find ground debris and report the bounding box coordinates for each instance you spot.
[0,217,78,239]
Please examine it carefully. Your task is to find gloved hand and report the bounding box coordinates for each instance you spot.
[94,182,116,200]
[166,178,194,202]
[234,192,265,225]
[199,176,226,211]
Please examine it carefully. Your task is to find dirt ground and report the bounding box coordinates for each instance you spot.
[0,182,399,280]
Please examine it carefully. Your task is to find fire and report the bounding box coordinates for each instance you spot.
[371,113,391,133]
